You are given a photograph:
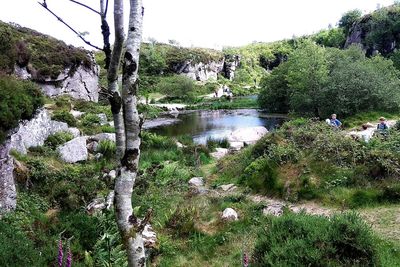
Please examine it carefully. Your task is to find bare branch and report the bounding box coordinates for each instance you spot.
[38,1,102,51]
[104,0,109,17]
[68,0,100,15]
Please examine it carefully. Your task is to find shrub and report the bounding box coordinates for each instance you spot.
[44,131,74,149]
[81,113,101,127]
[242,156,279,195]
[0,75,43,142]
[0,220,44,266]
[97,140,116,159]
[267,143,299,164]
[253,212,378,266]
[52,110,77,127]
[141,132,176,150]
[165,206,198,238]
[206,137,230,150]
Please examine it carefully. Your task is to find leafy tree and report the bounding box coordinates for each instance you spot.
[286,40,329,117]
[313,28,346,48]
[339,9,362,35]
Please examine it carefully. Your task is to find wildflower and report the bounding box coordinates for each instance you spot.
[58,239,63,267]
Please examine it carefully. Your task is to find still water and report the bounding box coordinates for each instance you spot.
[150,109,286,144]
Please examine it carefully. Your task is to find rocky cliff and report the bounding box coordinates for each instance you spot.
[0,21,99,101]
[345,5,400,56]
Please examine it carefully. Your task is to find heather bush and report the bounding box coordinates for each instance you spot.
[253,212,378,266]
[44,131,74,149]
[52,110,77,127]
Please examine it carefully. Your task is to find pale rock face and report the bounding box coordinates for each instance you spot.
[222,55,240,80]
[220,184,237,192]
[262,204,284,217]
[67,127,81,138]
[210,148,229,160]
[0,141,16,214]
[10,109,69,154]
[222,208,238,221]
[97,113,108,125]
[90,133,116,143]
[14,65,32,80]
[70,110,85,119]
[188,177,204,187]
[228,126,268,145]
[38,65,99,102]
[177,60,224,81]
[57,137,88,163]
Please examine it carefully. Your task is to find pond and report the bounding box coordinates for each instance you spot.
[148,109,286,144]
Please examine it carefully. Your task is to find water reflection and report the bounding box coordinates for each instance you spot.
[151,109,285,144]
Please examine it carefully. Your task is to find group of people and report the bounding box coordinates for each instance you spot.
[326,114,390,142]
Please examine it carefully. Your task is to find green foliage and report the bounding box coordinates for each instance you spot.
[205,137,230,150]
[51,109,77,127]
[313,28,346,48]
[97,140,116,159]
[253,212,378,266]
[141,132,176,150]
[26,159,107,210]
[242,156,279,195]
[339,9,363,35]
[0,220,45,266]
[0,21,91,80]
[81,113,101,127]
[259,44,400,117]
[156,75,196,102]
[166,206,198,238]
[0,75,43,142]
[44,131,74,149]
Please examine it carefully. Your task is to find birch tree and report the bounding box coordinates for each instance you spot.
[40,1,148,265]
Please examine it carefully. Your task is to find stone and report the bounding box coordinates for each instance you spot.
[14,65,31,80]
[210,148,229,159]
[67,127,80,138]
[228,126,268,144]
[188,177,204,187]
[70,110,85,119]
[97,113,108,125]
[90,133,116,143]
[105,191,115,210]
[262,203,285,217]
[220,184,237,192]
[0,141,16,214]
[222,55,240,80]
[38,64,100,102]
[176,142,185,148]
[10,109,69,154]
[229,141,245,151]
[108,170,117,179]
[142,224,157,248]
[86,197,106,214]
[87,141,99,153]
[175,60,224,81]
[221,208,238,221]
[57,137,88,163]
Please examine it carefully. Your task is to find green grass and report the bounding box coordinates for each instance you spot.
[343,111,400,129]
[188,97,259,110]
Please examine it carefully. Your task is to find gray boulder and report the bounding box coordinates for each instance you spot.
[188,177,204,187]
[90,133,116,143]
[10,109,69,154]
[221,208,238,221]
[57,137,88,163]
[97,113,108,125]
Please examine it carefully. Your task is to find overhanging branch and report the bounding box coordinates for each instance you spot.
[68,0,100,15]
[38,1,102,51]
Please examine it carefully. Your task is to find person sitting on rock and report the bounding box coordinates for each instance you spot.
[377,117,389,133]
[329,114,342,128]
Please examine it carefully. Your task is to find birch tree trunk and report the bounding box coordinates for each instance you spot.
[105,0,126,159]
[109,0,146,266]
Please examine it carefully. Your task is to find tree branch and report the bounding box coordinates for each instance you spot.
[104,0,109,17]
[68,0,100,15]
[38,1,102,51]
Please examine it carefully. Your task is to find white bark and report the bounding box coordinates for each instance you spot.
[107,0,126,158]
[113,0,146,266]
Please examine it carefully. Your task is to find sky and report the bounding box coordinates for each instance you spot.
[0,0,396,50]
